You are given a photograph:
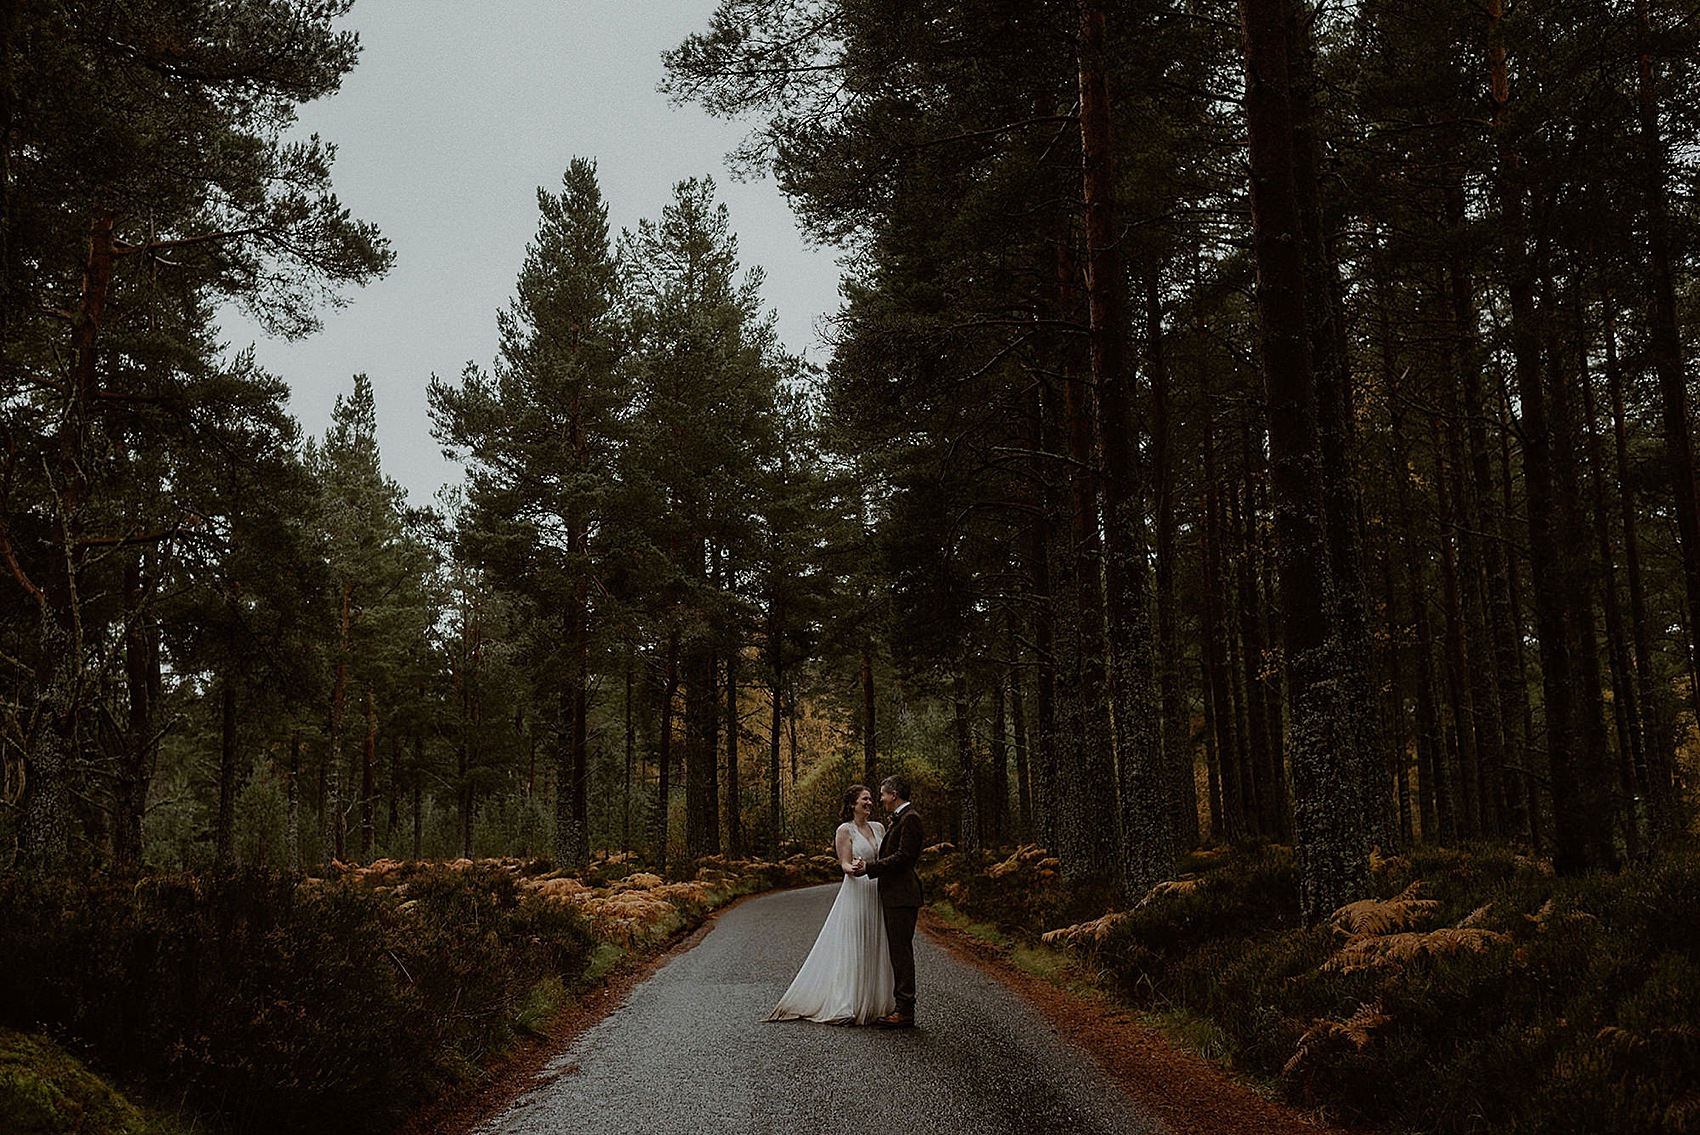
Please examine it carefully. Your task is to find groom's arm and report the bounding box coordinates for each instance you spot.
[864,813,921,878]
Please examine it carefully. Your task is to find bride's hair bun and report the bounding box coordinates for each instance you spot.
[840,783,871,823]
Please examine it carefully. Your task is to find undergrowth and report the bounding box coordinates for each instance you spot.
[0,850,836,1134]
[925,841,1700,1135]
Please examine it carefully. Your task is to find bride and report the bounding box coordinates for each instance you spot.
[763,784,896,1025]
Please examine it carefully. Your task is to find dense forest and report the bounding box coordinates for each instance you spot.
[6,0,1700,929]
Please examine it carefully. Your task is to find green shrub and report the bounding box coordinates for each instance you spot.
[0,865,594,1134]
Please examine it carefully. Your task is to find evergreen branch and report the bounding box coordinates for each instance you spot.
[915,113,1080,151]
[112,227,268,257]
[0,509,45,607]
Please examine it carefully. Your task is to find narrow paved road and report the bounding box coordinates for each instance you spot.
[477,883,1165,1135]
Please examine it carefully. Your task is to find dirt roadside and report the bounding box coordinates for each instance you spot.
[917,909,1360,1135]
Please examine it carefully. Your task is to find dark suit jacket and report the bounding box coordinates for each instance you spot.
[865,804,924,908]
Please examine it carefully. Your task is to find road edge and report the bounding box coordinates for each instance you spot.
[918,909,1362,1135]
[398,885,808,1135]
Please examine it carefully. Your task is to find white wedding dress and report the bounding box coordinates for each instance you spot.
[764,821,896,1025]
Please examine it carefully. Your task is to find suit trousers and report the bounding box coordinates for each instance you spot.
[884,904,919,1013]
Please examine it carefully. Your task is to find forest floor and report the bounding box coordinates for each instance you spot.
[408,889,1356,1135]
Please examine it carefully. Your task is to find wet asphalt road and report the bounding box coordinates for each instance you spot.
[475,883,1165,1135]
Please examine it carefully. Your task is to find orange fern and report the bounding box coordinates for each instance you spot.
[1329,881,1440,938]
[1319,926,1509,974]
[1284,999,1393,1078]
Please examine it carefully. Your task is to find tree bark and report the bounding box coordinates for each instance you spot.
[1238,0,1368,917]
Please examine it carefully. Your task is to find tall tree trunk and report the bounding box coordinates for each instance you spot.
[1634,0,1698,830]
[1289,0,1387,855]
[1447,179,1524,842]
[860,647,877,788]
[1061,350,1118,880]
[570,582,591,865]
[656,633,680,871]
[1431,413,1482,839]
[1488,0,1614,872]
[1581,337,1643,857]
[990,663,1009,846]
[1389,385,1446,843]
[726,650,743,857]
[288,729,302,870]
[360,686,377,858]
[216,679,238,869]
[1238,0,1368,917]
[769,652,784,855]
[1607,311,1672,824]
[625,658,636,855]
[113,554,152,874]
[326,580,352,863]
[411,730,423,860]
[954,672,979,854]
[387,731,401,847]
[1235,435,1282,839]
[1147,275,1197,851]
[1079,0,1169,891]
[684,642,720,860]
[1201,377,1245,842]
[1378,548,1414,847]
[457,603,481,860]
[1025,377,1060,853]
[1007,612,1032,841]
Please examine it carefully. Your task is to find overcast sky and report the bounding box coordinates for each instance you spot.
[221,0,842,506]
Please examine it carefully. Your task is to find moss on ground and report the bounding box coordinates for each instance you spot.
[0,1027,192,1135]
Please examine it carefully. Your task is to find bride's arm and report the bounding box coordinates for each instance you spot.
[834,824,857,874]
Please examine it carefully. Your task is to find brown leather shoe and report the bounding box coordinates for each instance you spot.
[874,1012,915,1028]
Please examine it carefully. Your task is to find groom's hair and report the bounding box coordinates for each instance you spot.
[880,774,911,802]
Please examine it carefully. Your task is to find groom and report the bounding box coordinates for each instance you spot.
[852,774,923,1028]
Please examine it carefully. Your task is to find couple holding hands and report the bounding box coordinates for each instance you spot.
[764,775,923,1029]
